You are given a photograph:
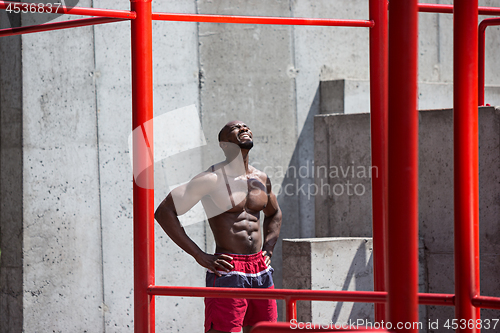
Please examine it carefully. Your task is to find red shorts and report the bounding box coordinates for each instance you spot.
[204,251,278,332]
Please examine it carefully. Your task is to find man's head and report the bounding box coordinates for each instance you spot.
[218,120,254,151]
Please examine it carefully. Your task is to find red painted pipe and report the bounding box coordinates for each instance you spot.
[149,286,387,303]
[417,3,500,16]
[387,0,419,331]
[131,0,154,332]
[0,0,136,18]
[478,18,500,106]
[148,286,456,307]
[471,295,500,310]
[250,322,390,333]
[152,12,374,27]
[0,17,126,37]
[369,0,388,323]
[285,297,297,322]
[453,1,480,332]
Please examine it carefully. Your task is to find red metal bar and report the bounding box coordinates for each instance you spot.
[0,17,126,37]
[471,295,500,310]
[131,0,154,332]
[285,297,297,322]
[419,293,455,307]
[387,0,419,331]
[369,0,388,323]
[149,286,387,303]
[250,322,390,333]
[417,3,500,15]
[478,18,500,106]
[148,285,456,307]
[152,12,374,27]
[0,1,135,18]
[454,1,480,332]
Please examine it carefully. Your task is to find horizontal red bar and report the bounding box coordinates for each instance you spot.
[152,12,374,27]
[0,17,126,37]
[417,3,500,15]
[149,286,386,303]
[148,285,456,307]
[0,1,136,19]
[479,17,500,33]
[251,322,390,333]
[472,295,500,310]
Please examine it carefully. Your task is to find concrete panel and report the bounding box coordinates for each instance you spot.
[282,240,312,322]
[314,107,500,331]
[320,79,500,114]
[314,113,373,238]
[0,23,23,333]
[283,238,374,325]
[20,2,104,330]
[93,0,204,331]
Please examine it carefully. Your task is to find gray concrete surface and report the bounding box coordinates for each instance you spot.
[283,238,428,327]
[283,238,375,325]
[0,14,23,333]
[314,107,500,332]
[1,0,500,331]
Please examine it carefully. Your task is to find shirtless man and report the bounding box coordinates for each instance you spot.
[154,120,282,333]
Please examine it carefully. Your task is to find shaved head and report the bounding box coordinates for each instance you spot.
[218,120,245,142]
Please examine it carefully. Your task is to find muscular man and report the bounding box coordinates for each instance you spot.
[155,120,282,333]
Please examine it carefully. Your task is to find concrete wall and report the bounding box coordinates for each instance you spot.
[282,238,428,327]
[282,238,375,325]
[314,107,500,331]
[1,0,500,331]
[0,13,23,333]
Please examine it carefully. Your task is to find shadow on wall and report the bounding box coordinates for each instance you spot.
[332,241,374,324]
[272,85,320,318]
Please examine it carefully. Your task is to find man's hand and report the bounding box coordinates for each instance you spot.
[195,252,234,277]
[262,251,271,267]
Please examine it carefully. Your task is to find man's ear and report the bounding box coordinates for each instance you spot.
[219,141,228,149]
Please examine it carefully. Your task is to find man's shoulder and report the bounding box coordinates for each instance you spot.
[190,166,219,186]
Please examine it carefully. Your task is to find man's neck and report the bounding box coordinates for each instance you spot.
[224,148,250,175]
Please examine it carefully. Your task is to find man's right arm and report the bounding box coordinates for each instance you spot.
[154,173,233,276]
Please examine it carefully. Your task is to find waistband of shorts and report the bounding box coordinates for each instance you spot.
[214,251,264,262]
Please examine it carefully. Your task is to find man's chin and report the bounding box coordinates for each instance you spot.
[239,141,254,150]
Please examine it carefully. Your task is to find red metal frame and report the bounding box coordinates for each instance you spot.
[251,322,390,333]
[369,0,388,323]
[152,12,373,27]
[454,2,480,332]
[387,1,419,331]
[1,1,500,332]
[130,1,154,332]
[417,3,500,15]
[478,18,500,106]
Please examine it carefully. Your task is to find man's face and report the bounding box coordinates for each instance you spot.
[222,121,253,150]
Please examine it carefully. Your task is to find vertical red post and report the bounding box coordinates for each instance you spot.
[131,0,155,332]
[387,0,419,331]
[285,298,297,322]
[454,1,480,332]
[369,0,388,323]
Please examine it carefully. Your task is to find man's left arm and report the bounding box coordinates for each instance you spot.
[262,175,282,266]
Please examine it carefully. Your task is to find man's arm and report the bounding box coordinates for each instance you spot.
[261,176,282,266]
[154,172,234,276]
